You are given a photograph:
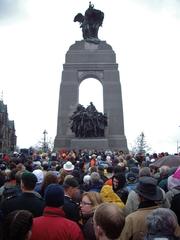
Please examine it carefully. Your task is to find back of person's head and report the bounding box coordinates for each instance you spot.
[44,183,64,207]
[146,208,178,237]
[93,202,125,239]
[21,172,37,191]
[125,154,132,161]
[63,176,79,189]
[9,162,17,170]
[98,165,104,173]
[90,172,101,184]
[126,172,137,183]
[159,165,170,177]
[8,168,18,181]
[139,167,151,177]
[4,169,17,182]
[83,174,91,184]
[32,169,44,184]
[42,161,49,171]
[15,170,26,186]
[113,165,125,174]
[89,166,97,173]
[41,171,58,195]
[16,163,26,172]
[3,210,33,240]
[106,166,113,174]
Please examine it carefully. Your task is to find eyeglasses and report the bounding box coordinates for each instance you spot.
[80,201,92,206]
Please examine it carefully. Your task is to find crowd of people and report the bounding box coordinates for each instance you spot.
[0,149,180,240]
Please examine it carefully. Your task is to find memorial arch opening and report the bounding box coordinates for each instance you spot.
[79,78,103,113]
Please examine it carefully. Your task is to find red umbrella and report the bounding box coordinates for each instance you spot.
[150,155,180,168]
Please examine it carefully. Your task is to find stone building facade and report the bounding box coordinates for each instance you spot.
[0,100,16,153]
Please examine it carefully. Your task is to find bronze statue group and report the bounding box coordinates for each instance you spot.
[70,102,107,138]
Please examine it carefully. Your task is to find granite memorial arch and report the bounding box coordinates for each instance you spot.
[54,3,128,151]
[54,40,128,151]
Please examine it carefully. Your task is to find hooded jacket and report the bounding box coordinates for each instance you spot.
[30,206,84,240]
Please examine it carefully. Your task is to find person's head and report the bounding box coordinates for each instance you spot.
[98,165,104,175]
[44,183,64,207]
[5,168,17,182]
[91,154,97,159]
[83,174,91,185]
[15,170,26,186]
[93,203,125,240]
[159,165,170,178]
[112,173,126,192]
[90,172,101,185]
[42,161,49,171]
[3,210,33,240]
[139,167,151,177]
[21,172,37,191]
[126,172,137,183]
[113,165,125,174]
[32,169,44,184]
[63,161,74,174]
[80,191,103,216]
[41,171,58,195]
[135,176,163,202]
[16,163,26,172]
[89,166,97,174]
[63,176,79,199]
[146,208,178,236]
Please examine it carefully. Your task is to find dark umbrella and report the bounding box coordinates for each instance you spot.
[150,155,180,168]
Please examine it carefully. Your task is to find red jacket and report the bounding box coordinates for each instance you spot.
[30,207,84,240]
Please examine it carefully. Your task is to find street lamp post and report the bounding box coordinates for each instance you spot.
[43,130,48,152]
[177,126,180,154]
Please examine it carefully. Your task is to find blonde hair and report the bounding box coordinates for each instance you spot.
[82,191,103,211]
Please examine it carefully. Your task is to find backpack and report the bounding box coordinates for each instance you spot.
[1,186,21,201]
[171,192,180,225]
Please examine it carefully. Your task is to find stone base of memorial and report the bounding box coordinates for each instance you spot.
[54,135,128,151]
[71,138,109,150]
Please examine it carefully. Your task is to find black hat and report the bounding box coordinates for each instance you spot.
[44,184,64,207]
[135,176,163,201]
[126,172,137,182]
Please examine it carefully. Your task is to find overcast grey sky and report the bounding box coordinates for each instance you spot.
[0,0,180,153]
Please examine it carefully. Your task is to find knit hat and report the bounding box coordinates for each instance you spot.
[168,167,180,190]
[44,184,64,207]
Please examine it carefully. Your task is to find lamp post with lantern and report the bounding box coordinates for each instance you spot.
[43,130,48,152]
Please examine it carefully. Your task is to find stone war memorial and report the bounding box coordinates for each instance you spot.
[54,2,128,152]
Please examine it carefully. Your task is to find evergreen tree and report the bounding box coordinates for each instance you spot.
[131,132,151,155]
